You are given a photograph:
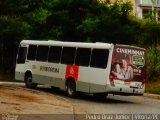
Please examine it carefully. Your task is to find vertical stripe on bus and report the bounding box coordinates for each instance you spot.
[65,65,79,80]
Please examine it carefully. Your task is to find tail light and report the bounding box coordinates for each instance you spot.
[142,79,146,84]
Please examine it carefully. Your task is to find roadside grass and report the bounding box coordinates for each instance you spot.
[145,81,160,94]
[0,73,14,81]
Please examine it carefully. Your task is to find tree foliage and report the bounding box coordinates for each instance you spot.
[0,0,160,81]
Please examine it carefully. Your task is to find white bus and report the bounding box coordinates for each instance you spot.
[15,40,146,98]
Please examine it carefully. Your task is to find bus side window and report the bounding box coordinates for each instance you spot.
[17,47,27,64]
[61,47,76,65]
[90,49,109,69]
[48,46,62,63]
[27,45,37,60]
[75,48,91,67]
[36,46,49,61]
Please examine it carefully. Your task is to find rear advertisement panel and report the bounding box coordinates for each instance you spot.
[110,45,146,82]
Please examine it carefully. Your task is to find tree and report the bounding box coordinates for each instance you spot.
[1,0,159,82]
[0,0,45,73]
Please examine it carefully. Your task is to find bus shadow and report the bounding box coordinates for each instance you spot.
[33,86,136,104]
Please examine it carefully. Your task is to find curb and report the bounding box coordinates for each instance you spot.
[144,93,160,100]
[0,81,24,86]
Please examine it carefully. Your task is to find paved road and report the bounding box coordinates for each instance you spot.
[67,94,160,114]
[0,82,160,115]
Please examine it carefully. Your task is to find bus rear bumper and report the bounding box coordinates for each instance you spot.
[106,84,145,96]
[107,92,143,96]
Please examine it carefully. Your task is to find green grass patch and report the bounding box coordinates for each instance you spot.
[145,82,160,94]
[0,73,14,81]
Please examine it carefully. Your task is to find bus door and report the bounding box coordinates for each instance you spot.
[17,46,27,65]
[15,45,28,80]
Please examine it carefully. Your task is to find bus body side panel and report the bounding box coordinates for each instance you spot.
[15,64,26,81]
[76,48,112,93]
[31,62,67,90]
[15,60,30,81]
[32,74,66,90]
[76,67,108,93]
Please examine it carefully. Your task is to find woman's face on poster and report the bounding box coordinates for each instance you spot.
[122,59,127,68]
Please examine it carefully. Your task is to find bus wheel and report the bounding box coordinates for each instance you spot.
[25,73,37,89]
[66,81,76,97]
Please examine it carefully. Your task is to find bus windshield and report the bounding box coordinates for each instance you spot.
[110,45,146,82]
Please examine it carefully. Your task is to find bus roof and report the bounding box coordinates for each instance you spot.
[115,44,146,51]
[20,40,113,49]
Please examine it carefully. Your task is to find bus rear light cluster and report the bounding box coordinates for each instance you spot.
[142,79,146,85]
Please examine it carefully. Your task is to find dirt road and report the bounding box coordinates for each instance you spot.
[0,86,73,114]
[0,82,87,120]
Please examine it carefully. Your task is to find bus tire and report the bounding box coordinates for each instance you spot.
[66,80,76,97]
[25,73,37,89]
